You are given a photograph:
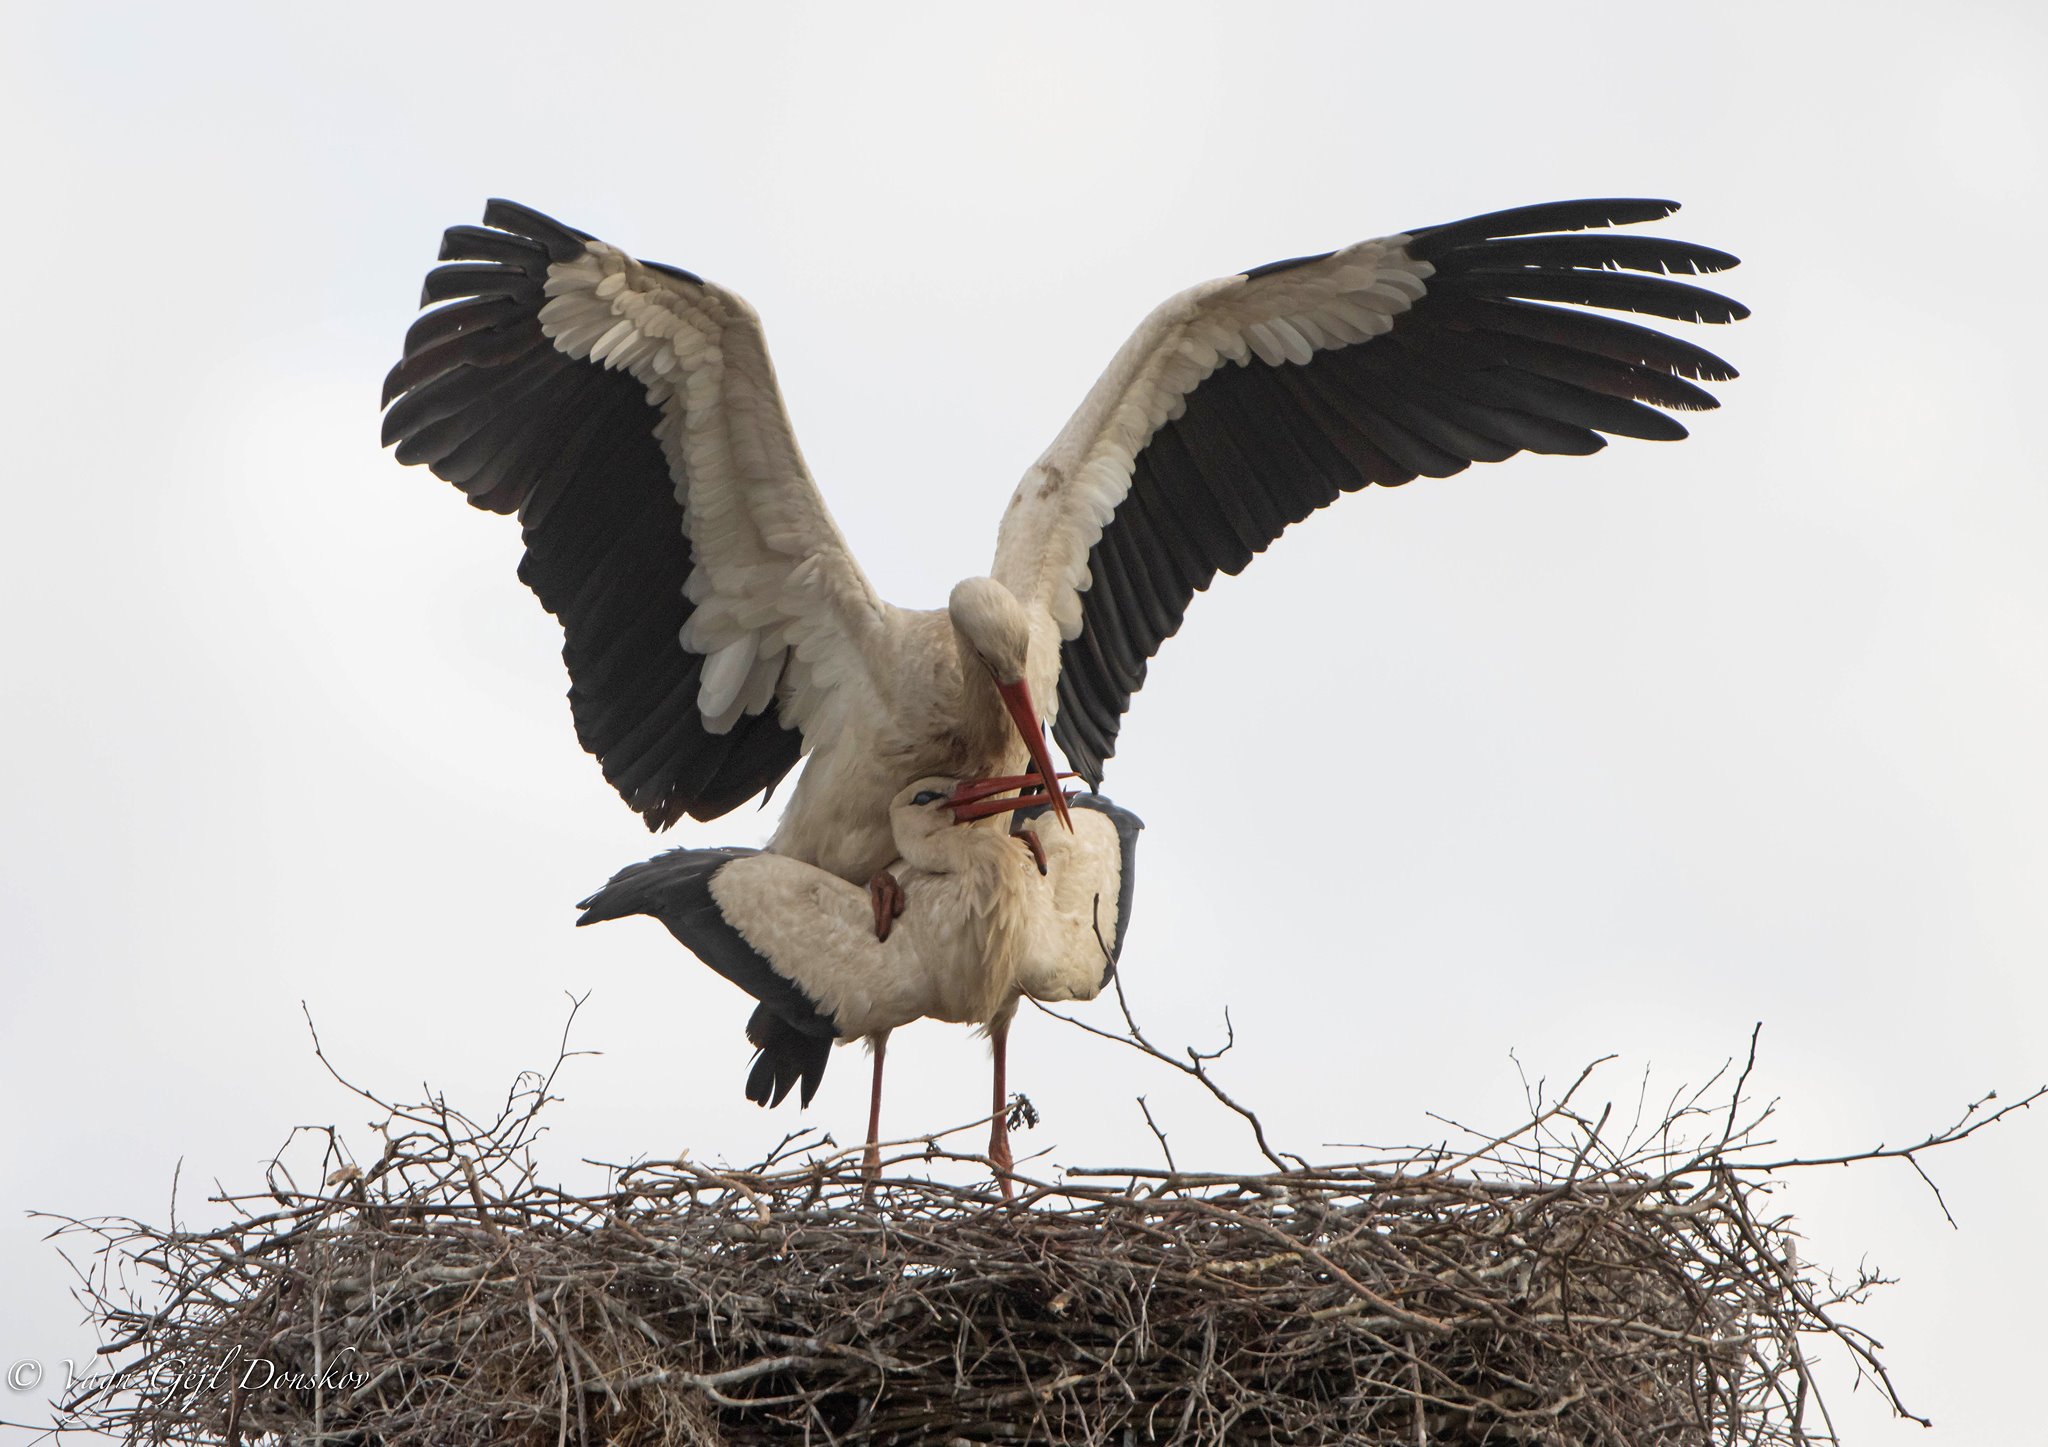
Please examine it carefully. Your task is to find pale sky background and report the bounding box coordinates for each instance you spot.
[4,3,2045,1441]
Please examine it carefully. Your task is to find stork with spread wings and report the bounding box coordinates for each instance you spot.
[383,197,1743,923]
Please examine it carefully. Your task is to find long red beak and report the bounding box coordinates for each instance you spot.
[946,770,1078,823]
[994,678,1073,832]
[947,780,1078,825]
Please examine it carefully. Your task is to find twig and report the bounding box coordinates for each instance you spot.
[1033,969,1298,1172]
[33,1000,2036,1447]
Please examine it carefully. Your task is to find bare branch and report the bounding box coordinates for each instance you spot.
[32,1002,2034,1447]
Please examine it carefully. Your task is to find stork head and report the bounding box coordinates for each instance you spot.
[947,577,1071,831]
[947,577,1031,686]
[889,773,1075,869]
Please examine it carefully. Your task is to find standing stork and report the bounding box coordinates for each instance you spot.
[577,778,1142,1195]
[383,197,1743,914]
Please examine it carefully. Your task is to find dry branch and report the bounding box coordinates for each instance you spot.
[37,1005,2041,1446]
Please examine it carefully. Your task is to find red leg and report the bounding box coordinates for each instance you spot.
[862,1033,888,1199]
[989,1016,1015,1201]
[866,869,905,941]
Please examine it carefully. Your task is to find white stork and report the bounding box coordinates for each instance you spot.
[576,779,1142,1195]
[382,197,1743,919]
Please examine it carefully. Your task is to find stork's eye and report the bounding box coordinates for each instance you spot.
[912,790,946,807]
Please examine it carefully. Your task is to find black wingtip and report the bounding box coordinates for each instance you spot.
[436,223,547,267]
[573,849,736,927]
[574,888,627,927]
[480,198,594,264]
[416,262,538,309]
[1410,198,1682,252]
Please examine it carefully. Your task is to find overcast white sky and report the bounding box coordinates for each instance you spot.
[4,2,2045,1441]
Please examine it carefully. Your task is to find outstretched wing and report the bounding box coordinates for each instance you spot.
[991,199,1746,786]
[382,201,889,827]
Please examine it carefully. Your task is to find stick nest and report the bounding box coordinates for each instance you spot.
[48,1011,2031,1446]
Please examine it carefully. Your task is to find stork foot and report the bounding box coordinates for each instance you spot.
[867,870,905,941]
[1014,827,1048,876]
